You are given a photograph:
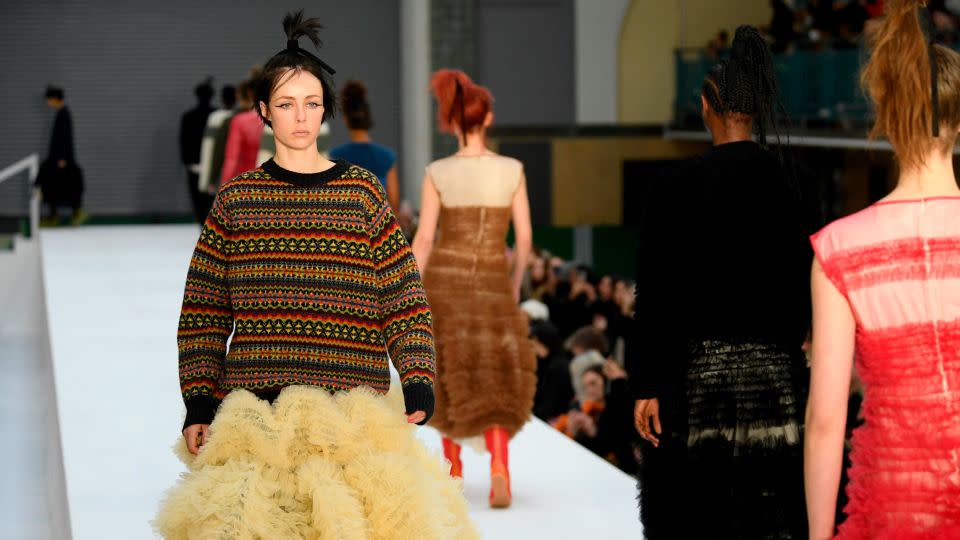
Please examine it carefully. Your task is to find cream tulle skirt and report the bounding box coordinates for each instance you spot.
[154,386,479,540]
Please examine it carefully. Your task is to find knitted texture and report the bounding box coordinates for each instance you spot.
[178,161,435,425]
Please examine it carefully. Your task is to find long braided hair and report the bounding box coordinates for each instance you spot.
[701,25,788,152]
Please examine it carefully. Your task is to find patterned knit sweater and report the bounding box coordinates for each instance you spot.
[178,158,435,427]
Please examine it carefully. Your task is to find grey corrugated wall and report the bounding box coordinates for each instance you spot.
[475,0,574,126]
[0,1,400,216]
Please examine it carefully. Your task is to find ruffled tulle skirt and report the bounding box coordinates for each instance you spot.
[423,238,537,439]
[639,339,808,539]
[834,326,960,539]
[154,386,479,540]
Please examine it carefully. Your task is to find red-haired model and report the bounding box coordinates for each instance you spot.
[805,1,960,538]
[412,69,536,508]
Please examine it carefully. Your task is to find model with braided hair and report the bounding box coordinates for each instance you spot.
[806,1,960,538]
[630,25,812,538]
[411,69,537,509]
[154,11,477,539]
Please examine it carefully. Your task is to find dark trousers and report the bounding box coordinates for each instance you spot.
[186,171,214,224]
[38,160,83,217]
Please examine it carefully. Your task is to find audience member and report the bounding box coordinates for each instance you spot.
[179,79,215,223]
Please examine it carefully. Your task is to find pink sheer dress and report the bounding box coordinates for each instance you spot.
[812,197,960,539]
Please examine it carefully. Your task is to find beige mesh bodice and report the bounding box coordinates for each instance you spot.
[427,154,522,208]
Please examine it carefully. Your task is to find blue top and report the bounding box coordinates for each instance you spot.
[328,141,397,188]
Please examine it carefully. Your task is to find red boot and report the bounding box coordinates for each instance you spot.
[484,426,511,508]
[442,436,463,479]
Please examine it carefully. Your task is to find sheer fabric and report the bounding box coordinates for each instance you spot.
[812,197,960,539]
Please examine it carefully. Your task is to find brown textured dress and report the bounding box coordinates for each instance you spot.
[422,154,537,439]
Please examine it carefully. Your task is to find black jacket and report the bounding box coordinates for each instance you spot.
[627,141,817,400]
[47,107,75,164]
[179,104,214,166]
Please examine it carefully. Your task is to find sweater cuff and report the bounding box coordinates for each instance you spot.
[628,378,658,401]
[402,382,435,426]
[182,394,221,432]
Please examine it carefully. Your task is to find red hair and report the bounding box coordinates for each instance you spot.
[430,69,493,134]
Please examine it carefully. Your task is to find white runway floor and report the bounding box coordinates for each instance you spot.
[33,225,643,539]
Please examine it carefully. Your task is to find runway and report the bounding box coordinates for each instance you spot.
[35,225,643,539]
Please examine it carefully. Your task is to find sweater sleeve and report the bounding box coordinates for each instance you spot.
[178,189,234,427]
[365,178,436,389]
[626,175,685,400]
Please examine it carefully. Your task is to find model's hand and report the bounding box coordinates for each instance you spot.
[183,423,210,455]
[407,411,427,424]
[634,398,662,447]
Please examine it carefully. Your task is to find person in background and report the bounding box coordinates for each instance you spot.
[219,79,264,186]
[329,80,400,209]
[550,264,597,339]
[38,85,86,226]
[179,79,215,223]
[771,0,798,52]
[530,319,574,424]
[559,362,637,474]
[591,274,621,346]
[412,68,536,509]
[565,326,608,400]
[197,84,237,196]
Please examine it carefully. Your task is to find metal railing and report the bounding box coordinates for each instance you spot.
[674,48,869,129]
[0,154,41,238]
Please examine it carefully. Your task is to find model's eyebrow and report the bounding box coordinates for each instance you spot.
[274,95,323,100]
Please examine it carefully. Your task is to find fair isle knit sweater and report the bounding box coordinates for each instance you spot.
[178,159,435,427]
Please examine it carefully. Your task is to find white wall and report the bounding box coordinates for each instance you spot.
[400,0,432,209]
[574,0,632,124]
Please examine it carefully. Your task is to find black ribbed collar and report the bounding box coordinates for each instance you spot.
[261,158,349,187]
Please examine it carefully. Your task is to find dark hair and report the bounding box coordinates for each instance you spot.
[221,85,237,110]
[566,326,608,356]
[254,10,337,127]
[238,79,256,104]
[341,80,372,130]
[194,78,214,103]
[701,25,787,150]
[45,86,64,100]
[582,365,607,384]
[529,319,563,358]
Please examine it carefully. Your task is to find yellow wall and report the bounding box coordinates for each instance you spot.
[618,0,771,124]
[551,137,706,225]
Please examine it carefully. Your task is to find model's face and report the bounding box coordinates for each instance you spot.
[260,69,325,151]
[582,371,605,403]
